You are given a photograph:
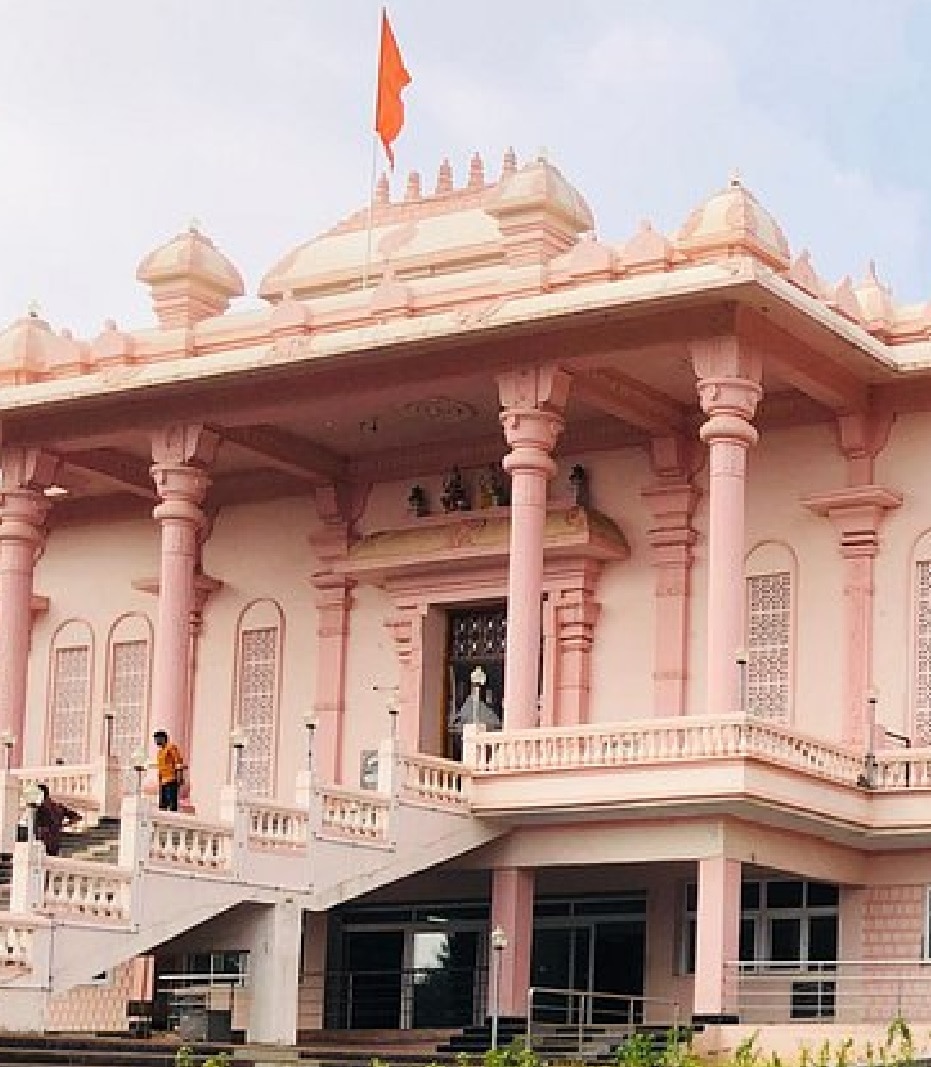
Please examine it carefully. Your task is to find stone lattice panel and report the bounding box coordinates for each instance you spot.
[238,626,278,796]
[110,639,148,769]
[746,572,791,722]
[915,561,931,743]
[50,646,90,764]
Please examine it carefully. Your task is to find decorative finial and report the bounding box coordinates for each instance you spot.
[866,258,880,283]
[103,318,118,331]
[188,216,202,234]
[536,145,549,163]
[27,299,40,318]
[375,172,390,205]
[468,152,485,190]
[436,158,453,194]
[729,168,742,188]
[404,170,422,201]
[502,146,517,177]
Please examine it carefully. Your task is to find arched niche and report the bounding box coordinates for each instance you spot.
[46,618,95,765]
[744,541,797,725]
[232,599,285,797]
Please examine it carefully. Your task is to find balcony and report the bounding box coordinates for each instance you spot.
[460,716,931,847]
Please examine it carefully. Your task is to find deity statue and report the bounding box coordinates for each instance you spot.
[441,466,470,512]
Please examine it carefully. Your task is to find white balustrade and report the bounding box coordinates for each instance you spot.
[147,813,233,871]
[248,801,309,850]
[464,716,865,786]
[0,920,33,969]
[13,764,95,805]
[399,754,471,808]
[40,858,131,923]
[321,788,389,842]
[873,747,931,789]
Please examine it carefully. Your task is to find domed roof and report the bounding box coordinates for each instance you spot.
[136,223,244,297]
[0,309,87,384]
[484,155,594,234]
[677,175,790,271]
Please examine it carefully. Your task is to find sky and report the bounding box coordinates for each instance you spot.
[1,0,930,336]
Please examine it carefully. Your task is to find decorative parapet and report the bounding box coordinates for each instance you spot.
[336,504,629,583]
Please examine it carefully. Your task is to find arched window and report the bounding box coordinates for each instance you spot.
[233,600,284,797]
[745,543,796,724]
[47,620,94,765]
[105,614,153,771]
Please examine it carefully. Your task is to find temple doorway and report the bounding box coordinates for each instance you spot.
[445,604,506,760]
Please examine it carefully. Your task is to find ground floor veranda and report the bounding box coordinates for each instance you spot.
[142,855,928,1041]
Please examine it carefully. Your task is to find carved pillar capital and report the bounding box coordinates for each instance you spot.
[835,410,895,487]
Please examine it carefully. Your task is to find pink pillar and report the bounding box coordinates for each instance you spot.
[150,426,217,756]
[642,482,699,716]
[551,577,600,725]
[310,575,354,784]
[692,344,762,716]
[0,448,58,767]
[498,366,570,729]
[490,866,534,1018]
[385,601,425,753]
[803,487,901,747]
[693,855,741,1021]
[0,495,48,767]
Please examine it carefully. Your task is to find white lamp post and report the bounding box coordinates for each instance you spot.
[303,714,317,780]
[131,746,148,797]
[0,730,15,772]
[102,705,115,759]
[229,728,247,788]
[22,781,43,845]
[736,649,748,715]
[490,925,508,1051]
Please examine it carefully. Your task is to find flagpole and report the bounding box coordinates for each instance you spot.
[362,131,379,291]
[362,6,385,292]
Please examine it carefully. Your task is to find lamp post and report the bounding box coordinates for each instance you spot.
[102,705,114,759]
[23,781,43,845]
[736,649,748,715]
[131,746,148,797]
[229,728,247,789]
[490,925,508,1051]
[0,730,15,772]
[303,715,317,885]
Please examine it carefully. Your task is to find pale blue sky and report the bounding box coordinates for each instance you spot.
[0,1,928,334]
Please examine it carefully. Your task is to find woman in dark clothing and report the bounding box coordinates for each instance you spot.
[34,784,81,856]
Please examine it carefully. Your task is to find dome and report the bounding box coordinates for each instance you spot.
[677,175,790,271]
[137,224,244,328]
[0,310,87,385]
[484,155,594,235]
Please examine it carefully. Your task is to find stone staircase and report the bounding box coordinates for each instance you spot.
[0,754,502,1039]
[58,819,122,866]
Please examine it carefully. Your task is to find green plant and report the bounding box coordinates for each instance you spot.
[482,1038,542,1067]
[175,1046,229,1067]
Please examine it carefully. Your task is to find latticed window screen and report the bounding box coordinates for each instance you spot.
[450,609,507,661]
[50,646,90,764]
[110,640,148,767]
[746,572,791,722]
[915,562,931,743]
[237,627,279,796]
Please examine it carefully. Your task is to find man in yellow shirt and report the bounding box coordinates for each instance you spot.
[153,729,184,811]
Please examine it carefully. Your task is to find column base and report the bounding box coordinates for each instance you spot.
[691,1013,740,1025]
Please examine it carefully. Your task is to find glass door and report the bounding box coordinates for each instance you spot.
[410,930,481,1028]
[344,931,405,1029]
[591,921,646,1024]
[531,926,591,1024]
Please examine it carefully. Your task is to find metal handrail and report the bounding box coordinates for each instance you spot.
[526,985,680,1055]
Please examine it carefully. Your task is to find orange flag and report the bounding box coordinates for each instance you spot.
[375,8,411,170]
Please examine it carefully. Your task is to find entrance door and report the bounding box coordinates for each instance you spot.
[410,930,481,1028]
[345,931,405,1029]
[591,922,645,1024]
[445,606,506,760]
[531,927,590,1024]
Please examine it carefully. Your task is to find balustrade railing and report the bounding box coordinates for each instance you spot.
[872,748,931,789]
[463,716,865,786]
[13,765,95,805]
[399,753,471,807]
[321,788,390,842]
[248,801,309,850]
[0,920,34,970]
[147,813,233,871]
[41,858,131,924]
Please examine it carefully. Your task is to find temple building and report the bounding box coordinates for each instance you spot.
[3,150,931,1049]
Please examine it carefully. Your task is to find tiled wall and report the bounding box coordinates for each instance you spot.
[47,957,152,1033]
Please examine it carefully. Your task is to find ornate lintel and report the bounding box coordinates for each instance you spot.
[334,504,629,584]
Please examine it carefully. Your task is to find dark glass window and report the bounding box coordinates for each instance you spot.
[766,881,804,909]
